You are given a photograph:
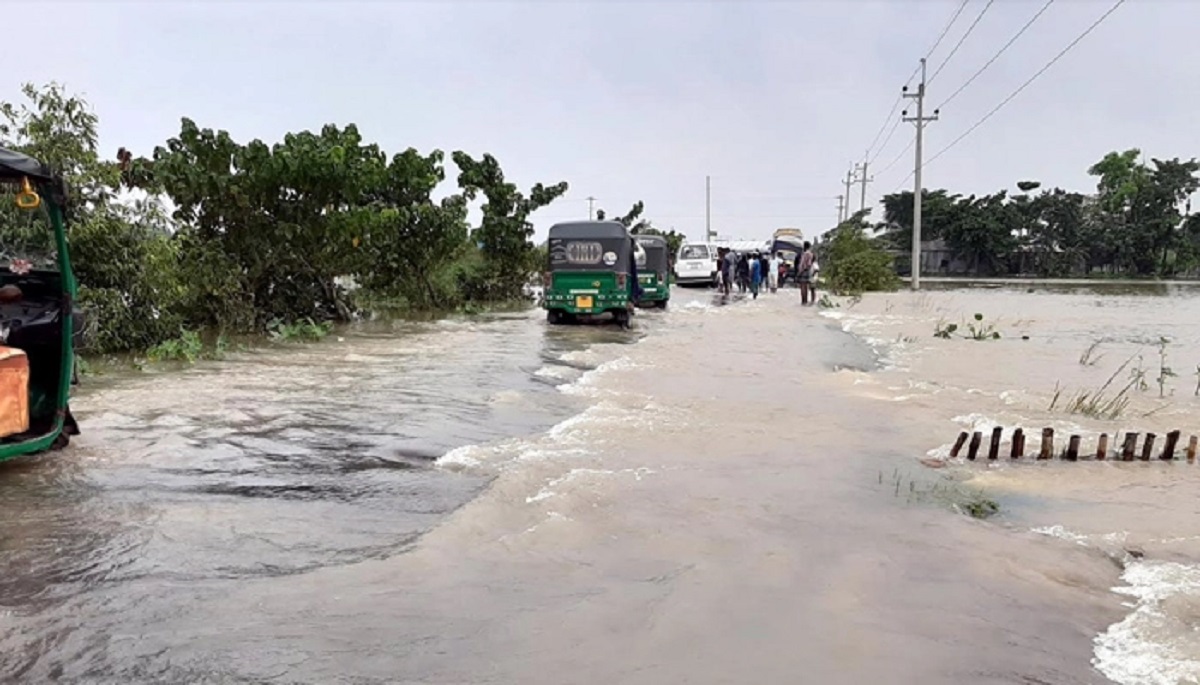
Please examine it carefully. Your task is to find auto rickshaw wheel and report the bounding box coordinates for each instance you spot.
[613,309,631,329]
[547,309,563,325]
[656,299,668,310]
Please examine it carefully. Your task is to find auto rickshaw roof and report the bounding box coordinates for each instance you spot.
[548,220,630,240]
[0,146,55,182]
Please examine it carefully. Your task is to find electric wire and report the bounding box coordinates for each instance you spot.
[937,0,1057,111]
[928,0,997,84]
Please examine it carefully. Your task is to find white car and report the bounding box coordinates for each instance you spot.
[674,243,717,286]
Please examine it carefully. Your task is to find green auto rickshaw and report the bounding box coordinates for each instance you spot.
[543,220,640,328]
[634,234,670,309]
[0,146,82,462]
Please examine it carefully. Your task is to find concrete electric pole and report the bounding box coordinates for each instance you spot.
[841,168,854,224]
[836,195,845,226]
[855,158,872,213]
[902,57,939,291]
[705,175,713,241]
[586,196,597,221]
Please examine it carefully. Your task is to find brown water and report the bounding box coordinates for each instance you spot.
[0,286,1187,683]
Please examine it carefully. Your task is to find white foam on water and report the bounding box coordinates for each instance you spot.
[533,365,578,382]
[1094,560,1200,685]
[559,356,637,397]
[524,467,656,504]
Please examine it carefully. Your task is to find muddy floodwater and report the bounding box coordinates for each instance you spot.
[2,285,1198,683]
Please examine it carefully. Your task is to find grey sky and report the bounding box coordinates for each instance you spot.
[5,0,1193,242]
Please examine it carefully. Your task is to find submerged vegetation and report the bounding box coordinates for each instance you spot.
[1047,341,1199,420]
[934,313,1001,341]
[879,468,1001,520]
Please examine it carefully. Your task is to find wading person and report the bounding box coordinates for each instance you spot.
[749,252,762,299]
[797,241,815,305]
[768,252,781,293]
[723,248,737,296]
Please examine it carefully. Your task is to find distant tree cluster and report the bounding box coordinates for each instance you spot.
[877,150,1200,278]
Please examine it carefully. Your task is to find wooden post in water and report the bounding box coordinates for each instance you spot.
[967,432,982,461]
[1096,433,1109,461]
[1011,428,1025,459]
[1122,433,1138,461]
[1189,436,1198,464]
[1066,435,1081,461]
[1038,428,1054,460]
[1141,433,1156,461]
[949,431,969,459]
[988,427,1002,460]
[1161,430,1181,461]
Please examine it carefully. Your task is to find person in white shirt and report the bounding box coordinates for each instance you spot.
[767,252,781,293]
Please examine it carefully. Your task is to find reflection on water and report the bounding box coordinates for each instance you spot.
[1,285,1193,683]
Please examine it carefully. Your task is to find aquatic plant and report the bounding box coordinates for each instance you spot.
[965,313,1001,340]
[1157,337,1176,398]
[145,329,232,363]
[146,329,204,363]
[933,313,1000,340]
[934,319,957,339]
[268,318,333,342]
[1079,339,1105,366]
[1049,353,1141,420]
[880,469,1001,520]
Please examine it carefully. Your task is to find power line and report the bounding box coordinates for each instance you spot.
[926,0,973,62]
[870,118,903,165]
[929,0,996,84]
[922,0,1126,172]
[877,139,915,177]
[865,0,971,158]
[937,0,1056,110]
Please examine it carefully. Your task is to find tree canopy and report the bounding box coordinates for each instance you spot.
[0,82,571,353]
[877,149,1200,278]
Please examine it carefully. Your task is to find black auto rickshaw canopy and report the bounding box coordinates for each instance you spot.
[547,221,635,272]
[0,146,68,205]
[634,234,669,273]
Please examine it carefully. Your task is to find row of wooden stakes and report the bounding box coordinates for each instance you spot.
[949,427,1199,462]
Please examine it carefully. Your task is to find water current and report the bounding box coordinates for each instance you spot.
[1,285,1196,683]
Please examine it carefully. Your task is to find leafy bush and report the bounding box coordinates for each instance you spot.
[822,211,900,295]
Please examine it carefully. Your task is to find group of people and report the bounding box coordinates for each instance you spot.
[714,242,818,303]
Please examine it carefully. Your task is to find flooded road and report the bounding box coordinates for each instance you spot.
[0,285,1185,683]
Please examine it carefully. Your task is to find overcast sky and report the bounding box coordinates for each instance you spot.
[4,0,1192,242]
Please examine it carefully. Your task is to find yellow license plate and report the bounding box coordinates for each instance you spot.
[575,295,593,308]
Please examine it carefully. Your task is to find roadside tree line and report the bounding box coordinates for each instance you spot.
[877,150,1200,278]
[0,82,572,354]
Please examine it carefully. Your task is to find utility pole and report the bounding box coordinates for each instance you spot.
[855,156,872,213]
[705,175,712,241]
[586,196,597,220]
[902,57,939,291]
[836,195,845,226]
[841,168,854,224]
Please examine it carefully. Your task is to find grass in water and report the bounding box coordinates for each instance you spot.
[1079,339,1104,366]
[1048,352,1141,420]
[880,469,1001,520]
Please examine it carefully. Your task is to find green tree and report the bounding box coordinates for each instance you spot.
[0,82,184,353]
[452,151,567,300]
